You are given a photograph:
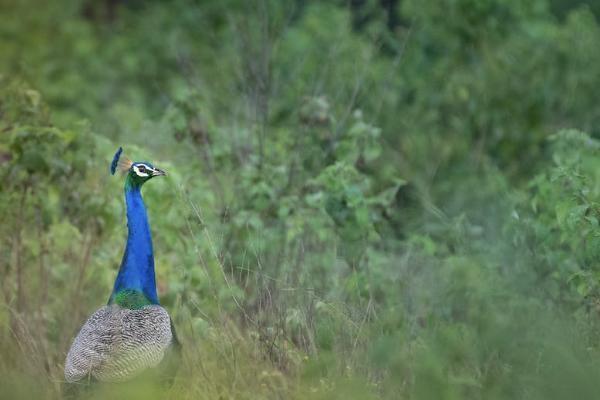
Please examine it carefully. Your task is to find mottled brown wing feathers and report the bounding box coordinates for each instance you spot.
[64,305,174,383]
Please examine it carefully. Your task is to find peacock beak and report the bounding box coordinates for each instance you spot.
[152,167,167,177]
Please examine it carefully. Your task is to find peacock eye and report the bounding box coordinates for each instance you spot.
[138,166,146,173]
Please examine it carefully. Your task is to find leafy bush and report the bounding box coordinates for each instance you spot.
[3,1,600,399]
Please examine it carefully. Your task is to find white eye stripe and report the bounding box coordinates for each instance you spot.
[133,165,151,177]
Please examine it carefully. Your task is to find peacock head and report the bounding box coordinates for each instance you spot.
[110,147,166,187]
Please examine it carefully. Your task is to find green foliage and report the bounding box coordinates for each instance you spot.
[511,130,600,304]
[3,1,600,399]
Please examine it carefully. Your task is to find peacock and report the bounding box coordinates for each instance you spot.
[64,147,180,386]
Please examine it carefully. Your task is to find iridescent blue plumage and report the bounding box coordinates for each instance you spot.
[65,148,178,387]
[109,172,158,306]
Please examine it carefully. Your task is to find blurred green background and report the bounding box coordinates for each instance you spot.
[3,0,600,398]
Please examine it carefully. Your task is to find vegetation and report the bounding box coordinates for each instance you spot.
[2,0,600,398]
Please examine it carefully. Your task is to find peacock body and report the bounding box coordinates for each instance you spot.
[64,148,179,385]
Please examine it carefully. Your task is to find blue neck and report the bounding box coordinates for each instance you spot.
[109,178,159,305]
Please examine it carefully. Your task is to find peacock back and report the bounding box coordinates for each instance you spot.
[64,304,177,383]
